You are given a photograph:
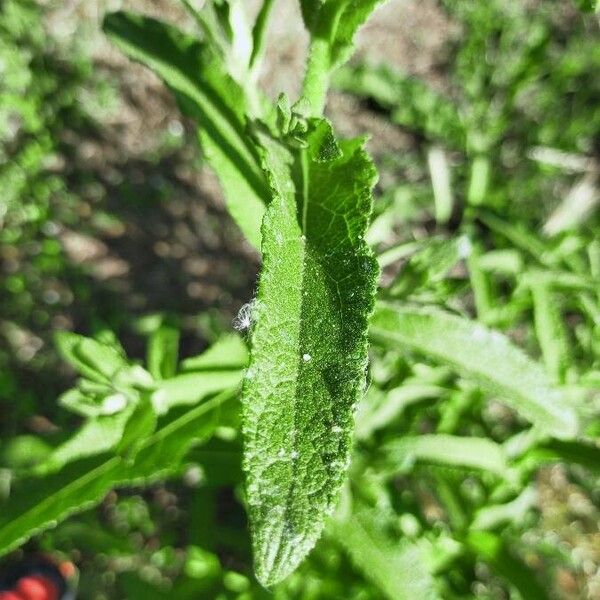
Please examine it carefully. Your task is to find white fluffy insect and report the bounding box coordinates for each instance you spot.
[233,300,256,332]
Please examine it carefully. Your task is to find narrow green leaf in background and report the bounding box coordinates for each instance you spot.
[242,122,378,585]
[32,408,135,476]
[355,384,447,439]
[530,279,570,384]
[370,304,579,439]
[378,434,510,477]
[103,11,269,248]
[330,507,441,600]
[427,145,454,224]
[471,486,537,530]
[0,391,234,558]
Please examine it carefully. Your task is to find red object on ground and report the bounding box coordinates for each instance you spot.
[0,592,24,600]
[0,575,59,600]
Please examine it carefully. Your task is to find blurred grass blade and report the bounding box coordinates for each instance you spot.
[477,210,551,265]
[478,249,524,275]
[103,11,269,248]
[389,235,471,298]
[370,304,579,439]
[333,63,464,146]
[0,391,234,558]
[471,486,537,530]
[356,384,447,440]
[378,434,510,477]
[330,507,441,600]
[520,439,600,473]
[467,155,491,206]
[427,145,454,224]
[544,173,600,237]
[467,243,495,322]
[530,280,570,383]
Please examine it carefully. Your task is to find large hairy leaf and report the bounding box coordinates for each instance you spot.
[370,304,579,439]
[0,392,233,558]
[242,122,378,585]
[330,507,441,600]
[103,11,268,248]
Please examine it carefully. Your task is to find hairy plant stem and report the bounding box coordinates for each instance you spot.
[301,37,331,117]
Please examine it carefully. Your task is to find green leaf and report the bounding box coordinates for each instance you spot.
[1,436,52,470]
[378,434,510,477]
[32,408,135,476]
[370,304,579,439]
[300,0,384,67]
[329,1,384,68]
[54,331,127,383]
[147,322,180,380]
[330,507,441,600]
[242,122,378,585]
[299,0,326,31]
[151,370,242,415]
[115,395,157,458]
[573,0,597,12]
[388,235,471,298]
[427,146,454,224]
[530,280,570,384]
[355,384,447,440]
[471,486,537,530]
[0,391,233,558]
[180,334,248,372]
[103,11,269,248]
[299,0,384,114]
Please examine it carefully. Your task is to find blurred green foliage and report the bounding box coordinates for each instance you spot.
[0,0,598,598]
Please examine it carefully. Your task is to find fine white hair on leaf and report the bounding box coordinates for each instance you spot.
[233,299,257,332]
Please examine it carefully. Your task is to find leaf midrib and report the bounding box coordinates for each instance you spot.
[265,147,313,580]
